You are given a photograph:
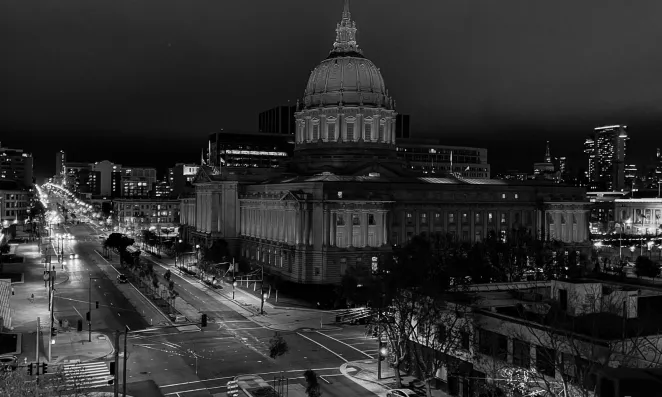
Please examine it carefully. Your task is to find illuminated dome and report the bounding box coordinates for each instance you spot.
[293,0,402,175]
[302,2,392,109]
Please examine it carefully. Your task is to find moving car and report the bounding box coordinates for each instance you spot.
[387,389,424,397]
[117,274,128,284]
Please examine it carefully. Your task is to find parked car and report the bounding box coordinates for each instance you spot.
[117,274,128,284]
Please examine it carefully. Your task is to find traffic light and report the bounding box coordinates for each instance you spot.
[201,314,208,327]
[96,301,99,309]
[27,363,33,376]
[42,363,49,374]
[86,311,90,321]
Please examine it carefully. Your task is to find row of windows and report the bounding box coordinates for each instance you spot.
[118,204,176,210]
[477,329,594,383]
[304,120,388,142]
[5,194,28,200]
[336,213,377,226]
[4,201,27,208]
[403,211,532,226]
[4,209,27,217]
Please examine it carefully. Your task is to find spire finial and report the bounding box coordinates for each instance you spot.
[331,0,362,55]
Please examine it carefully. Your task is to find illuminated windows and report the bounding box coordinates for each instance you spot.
[328,123,336,141]
[346,122,355,141]
[312,123,320,141]
[364,122,372,141]
[378,121,385,142]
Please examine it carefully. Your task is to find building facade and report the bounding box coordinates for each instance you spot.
[614,198,662,236]
[0,180,29,226]
[396,139,490,178]
[170,163,199,197]
[56,150,66,177]
[207,131,294,169]
[113,198,180,235]
[584,125,629,191]
[0,143,33,188]
[180,1,591,286]
[258,105,296,135]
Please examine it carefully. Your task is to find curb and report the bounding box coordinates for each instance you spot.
[340,363,390,396]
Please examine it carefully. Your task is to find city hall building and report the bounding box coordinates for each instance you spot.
[180,1,591,285]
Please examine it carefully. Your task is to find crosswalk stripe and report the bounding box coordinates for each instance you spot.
[62,361,111,389]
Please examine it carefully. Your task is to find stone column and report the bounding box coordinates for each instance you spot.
[330,212,336,246]
[375,211,383,247]
[362,211,369,247]
[323,210,330,246]
[303,209,310,246]
[383,212,388,245]
[345,211,353,247]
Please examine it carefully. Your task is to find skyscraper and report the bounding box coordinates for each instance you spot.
[584,125,629,191]
[56,150,66,176]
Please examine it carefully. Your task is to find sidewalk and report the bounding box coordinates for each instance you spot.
[51,331,114,364]
[144,255,342,332]
[341,360,450,397]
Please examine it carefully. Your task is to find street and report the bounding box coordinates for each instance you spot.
[41,191,383,397]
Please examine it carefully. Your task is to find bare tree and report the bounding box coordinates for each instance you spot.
[475,281,662,397]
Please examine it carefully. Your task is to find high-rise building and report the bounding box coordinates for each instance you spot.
[394,114,410,139]
[120,167,157,198]
[0,142,34,188]
[624,163,638,191]
[170,163,199,197]
[584,125,629,191]
[56,150,66,176]
[258,106,296,135]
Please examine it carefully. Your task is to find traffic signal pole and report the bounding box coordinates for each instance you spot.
[123,325,129,397]
[114,330,120,397]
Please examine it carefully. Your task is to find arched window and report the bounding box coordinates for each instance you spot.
[326,117,337,142]
[312,123,319,141]
[378,119,386,142]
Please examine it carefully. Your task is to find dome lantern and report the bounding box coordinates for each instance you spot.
[332,0,362,56]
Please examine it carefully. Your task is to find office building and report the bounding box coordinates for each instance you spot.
[625,163,638,191]
[584,125,629,191]
[113,198,180,236]
[207,130,294,169]
[0,180,29,226]
[56,150,66,176]
[119,167,157,198]
[0,142,33,188]
[396,139,490,178]
[258,105,296,135]
[394,114,410,139]
[170,163,199,197]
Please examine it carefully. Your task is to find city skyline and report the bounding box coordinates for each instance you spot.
[3,0,662,178]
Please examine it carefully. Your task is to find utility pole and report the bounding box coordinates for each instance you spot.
[260,265,265,315]
[114,330,120,397]
[89,277,99,342]
[123,325,129,397]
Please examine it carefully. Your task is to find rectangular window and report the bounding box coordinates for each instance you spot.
[406,212,413,225]
[312,124,319,140]
[513,339,531,368]
[448,213,455,224]
[501,213,507,224]
[475,212,481,224]
[488,212,494,224]
[378,124,385,141]
[462,213,468,224]
[536,346,556,377]
[460,331,470,350]
[365,123,372,141]
[346,122,355,141]
[328,123,336,141]
[337,215,345,226]
[420,213,427,225]
[434,324,446,342]
[515,193,519,199]
[502,193,506,199]
[368,214,376,225]
[478,329,507,361]
[352,214,361,225]
[434,213,441,224]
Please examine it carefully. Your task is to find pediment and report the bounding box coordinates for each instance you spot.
[192,166,214,184]
[349,162,406,178]
[280,190,304,202]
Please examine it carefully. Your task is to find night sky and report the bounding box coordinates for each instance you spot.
[3,0,662,180]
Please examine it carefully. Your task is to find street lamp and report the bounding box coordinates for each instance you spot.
[233,280,237,300]
[176,239,182,269]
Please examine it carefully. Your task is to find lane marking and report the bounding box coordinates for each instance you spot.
[160,367,339,388]
[296,332,348,363]
[315,331,373,359]
[222,327,264,331]
[320,375,331,384]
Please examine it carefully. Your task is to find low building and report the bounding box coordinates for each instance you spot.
[614,197,662,236]
[406,279,662,396]
[113,198,180,236]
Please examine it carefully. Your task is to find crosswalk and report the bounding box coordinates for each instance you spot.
[62,361,113,389]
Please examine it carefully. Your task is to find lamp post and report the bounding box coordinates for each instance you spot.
[176,239,182,269]
[195,244,200,275]
[88,277,100,342]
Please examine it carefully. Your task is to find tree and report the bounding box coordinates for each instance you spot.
[105,233,134,264]
[481,282,662,397]
[634,255,660,279]
[303,369,322,397]
[0,365,94,396]
[268,332,289,359]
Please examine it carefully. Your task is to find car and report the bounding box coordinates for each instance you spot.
[387,389,423,397]
[117,274,128,284]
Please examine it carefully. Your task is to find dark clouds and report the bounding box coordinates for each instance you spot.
[2,0,662,178]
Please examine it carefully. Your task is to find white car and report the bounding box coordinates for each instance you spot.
[387,389,423,397]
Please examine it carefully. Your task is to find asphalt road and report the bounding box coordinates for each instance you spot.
[44,194,382,397]
[51,222,148,336]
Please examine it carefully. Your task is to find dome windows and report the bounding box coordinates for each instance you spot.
[312,119,320,141]
[345,117,356,142]
[364,117,373,141]
[326,117,337,142]
[378,119,386,142]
